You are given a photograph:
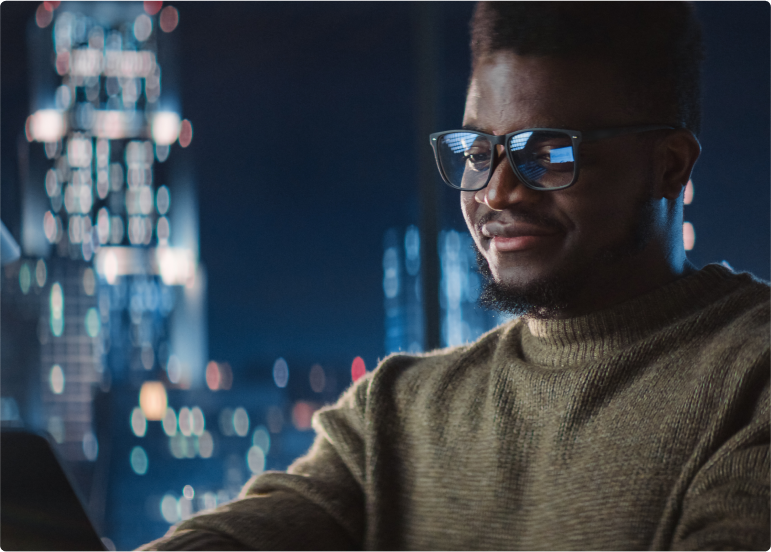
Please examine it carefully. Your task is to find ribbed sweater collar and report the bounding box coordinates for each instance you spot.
[519,264,739,368]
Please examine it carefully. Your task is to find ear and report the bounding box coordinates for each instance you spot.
[656,129,702,200]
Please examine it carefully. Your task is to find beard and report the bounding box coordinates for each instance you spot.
[475,184,657,320]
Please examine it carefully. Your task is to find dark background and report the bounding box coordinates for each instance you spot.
[3,1,769,378]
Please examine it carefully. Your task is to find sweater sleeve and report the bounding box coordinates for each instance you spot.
[138,376,371,551]
[670,383,770,551]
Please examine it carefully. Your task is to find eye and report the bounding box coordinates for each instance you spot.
[464,149,491,169]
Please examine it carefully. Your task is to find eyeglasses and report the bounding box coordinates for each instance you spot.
[429,125,674,192]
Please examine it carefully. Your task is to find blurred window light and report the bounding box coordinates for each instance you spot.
[178,407,192,436]
[191,407,205,436]
[87,24,103,50]
[179,496,193,520]
[309,364,325,393]
[55,84,72,110]
[19,263,31,294]
[169,434,185,458]
[156,185,171,214]
[152,112,181,145]
[134,14,153,42]
[85,308,101,337]
[252,426,270,455]
[45,168,59,197]
[156,217,170,246]
[110,163,124,191]
[183,485,194,500]
[198,430,214,458]
[50,365,65,394]
[233,407,249,437]
[50,282,64,336]
[219,408,234,436]
[351,356,366,383]
[405,225,421,275]
[83,267,96,295]
[160,494,178,524]
[139,381,167,421]
[139,186,154,215]
[162,407,177,436]
[36,259,47,287]
[141,344,154,370]
[246,446,265,475]
[130,446,149,475]
[272,358,289,388]
[684,179,694,205]
[202,492,217,511]
[131,407,147,437]
[382,247,400,298]
[97,169,109,199]
[44,211,58,243]
[179,119,193,147]
[292,401,314,431]
[97,208,111,244]
[67,135,92,167]
[82,431,98,461]
[26,110,67,142]
[160,6,179,33]
[683,222,695,251]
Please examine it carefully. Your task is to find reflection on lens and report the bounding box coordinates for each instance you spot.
[436,132,492,190]
[508,130,575,189]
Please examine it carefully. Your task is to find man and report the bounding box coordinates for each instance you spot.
[143,3,769,550]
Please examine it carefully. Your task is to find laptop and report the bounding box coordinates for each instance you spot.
[1,429,107,551]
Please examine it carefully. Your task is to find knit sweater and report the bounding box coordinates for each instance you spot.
[143,264,770,551]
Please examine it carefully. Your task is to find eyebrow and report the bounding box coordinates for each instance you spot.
[461,123,488,133]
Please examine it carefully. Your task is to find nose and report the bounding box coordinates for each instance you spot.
[473,145,534,211]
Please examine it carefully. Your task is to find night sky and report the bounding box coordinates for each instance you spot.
[3,2,769,381]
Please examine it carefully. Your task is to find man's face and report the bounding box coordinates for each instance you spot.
[462,52,667,318]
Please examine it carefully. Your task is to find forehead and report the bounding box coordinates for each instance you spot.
[463,52,634,133]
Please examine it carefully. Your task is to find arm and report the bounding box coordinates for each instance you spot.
[139,378,370,551]
[670,384,770,551]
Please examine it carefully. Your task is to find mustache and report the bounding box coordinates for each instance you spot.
[475,207,566,235]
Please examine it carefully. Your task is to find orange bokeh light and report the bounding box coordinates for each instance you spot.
[351,356,366,383]
[292,402,314,430]
[139,381,168,421]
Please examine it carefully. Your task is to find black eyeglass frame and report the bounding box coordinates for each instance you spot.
[429,124,675,192]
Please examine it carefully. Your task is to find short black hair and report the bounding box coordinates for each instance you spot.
[470,2,704,135]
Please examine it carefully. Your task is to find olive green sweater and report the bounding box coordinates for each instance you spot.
[144,264,770,551]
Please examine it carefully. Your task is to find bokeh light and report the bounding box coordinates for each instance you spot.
[233,407,249,437]
[351,356,366,382]
[85,308,101,337]
[19,263,31,294]
[191,406,205,436]
[178,407,192,436]
[160,494,178,524]
[246,446,265,475]
[36,3,54,28]
[683,222,695,251]
[36,260,47,288]
[183,485,194,500]
[143,0,162,15]
[166,355,181,383]
[292,401,314,430]
[139,381,167,421]
[252,426,270,454]
[131,407,147,437]
[82,431,98,461]
[205,361,220,391]
[156,185,170,214]
[48,415,64,443]
[49,364,65,394]
[130,446,149,475]
[684,179,694,205]
[273,357,289,388]
[162,407,177,436]
[151,112,180,145]
[178,119,193,147]
[159,6,179,33]
[219,408,234,436]
[198,430,214,458]
[50,282,64,337]
[133,14,152,42]
[309,364,325,393]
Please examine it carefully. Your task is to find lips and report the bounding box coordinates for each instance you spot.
[481,220,562,252]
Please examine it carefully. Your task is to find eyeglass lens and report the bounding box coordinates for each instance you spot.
[436,130,576,190]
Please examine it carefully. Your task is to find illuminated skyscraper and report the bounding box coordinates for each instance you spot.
[382,226,508,355]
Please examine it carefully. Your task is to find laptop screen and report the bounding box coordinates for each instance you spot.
[1,429,107,551]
